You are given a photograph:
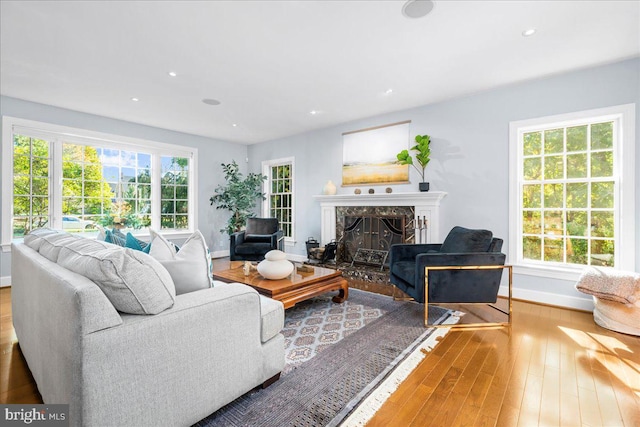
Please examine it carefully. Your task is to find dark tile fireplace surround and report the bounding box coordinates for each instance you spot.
[312,192,446,295]
[334,206,414,295]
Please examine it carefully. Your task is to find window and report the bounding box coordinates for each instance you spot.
[62,143,153,232]
[12,135,51,237]
[2,117,197,246]
[160,156,190,230]
[509,104,635,278]
[262,157,294,241]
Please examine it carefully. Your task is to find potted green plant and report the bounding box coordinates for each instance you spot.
[396,134,431,191]
[210,161,267,234]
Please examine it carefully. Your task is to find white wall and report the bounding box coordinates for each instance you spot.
[0,95,248,281]
[248,58,640,309]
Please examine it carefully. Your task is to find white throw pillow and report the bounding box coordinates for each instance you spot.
[95,224,107,241]
[148,228,180,257]
[149,229,213,295]
[58,238,176,315]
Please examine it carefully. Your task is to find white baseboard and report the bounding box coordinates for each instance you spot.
[499,285,594,311]
[211,250,230,259]
[1,276,11,287]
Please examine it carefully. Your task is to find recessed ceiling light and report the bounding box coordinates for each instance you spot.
[168,71,177,77]
[131,97,139,102]
[309,110,319,115]
[232,123,237,127]
[402,0,434,19]
[522,28,537,37]
[202,98,221,106]
[384,88,394,95]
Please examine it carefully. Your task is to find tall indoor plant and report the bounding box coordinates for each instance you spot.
[396,134,431,191]
[210,161,267,234]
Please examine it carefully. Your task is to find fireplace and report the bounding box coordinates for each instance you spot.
[315,192,446,246]
[337,206,413,265]
[313,192,447,294]
[342,215,405,263]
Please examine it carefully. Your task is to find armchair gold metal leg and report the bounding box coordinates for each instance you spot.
[392,285,414,302]
[424,265,512,329]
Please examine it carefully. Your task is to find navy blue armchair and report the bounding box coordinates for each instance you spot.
[389,226,511,327]
[230,218,284,261]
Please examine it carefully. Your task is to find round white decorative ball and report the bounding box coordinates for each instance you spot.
[257,253,294,280]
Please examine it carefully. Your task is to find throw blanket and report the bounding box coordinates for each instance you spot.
[575,267,640,305]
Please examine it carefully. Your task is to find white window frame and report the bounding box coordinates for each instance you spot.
[508,104,635,281]
[1,117,198,251]
[262,157,295,245]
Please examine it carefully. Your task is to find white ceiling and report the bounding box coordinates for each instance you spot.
[1,1,638,144]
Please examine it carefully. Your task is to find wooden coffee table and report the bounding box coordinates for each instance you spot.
[212,261,348,309]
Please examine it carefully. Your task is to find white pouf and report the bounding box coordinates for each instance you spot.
[593,297,640,336]
[257,250,294,280]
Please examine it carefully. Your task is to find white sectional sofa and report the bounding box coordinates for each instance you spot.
[11,229,285,427]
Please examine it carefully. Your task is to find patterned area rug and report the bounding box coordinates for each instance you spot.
[195,289,455,427]
[282,293,389,372]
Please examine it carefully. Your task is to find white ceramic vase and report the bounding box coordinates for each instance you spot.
[257,250,294,280]
[322,180,337,195]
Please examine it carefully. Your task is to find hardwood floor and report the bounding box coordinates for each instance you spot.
[0,287,41,404]
[1,283,639,426]
[366,299,640,427]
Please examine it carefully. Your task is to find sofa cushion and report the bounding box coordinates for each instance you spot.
[149,229,213,295]
[440,226,493,253]
[38,233,81,262]
[58,238,176,315]
[259,294,284,343]
[244,234,273,243]
[235,243,274,255]
[24,228,59,251]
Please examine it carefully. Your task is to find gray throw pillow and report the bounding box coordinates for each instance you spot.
[58,238,176,315]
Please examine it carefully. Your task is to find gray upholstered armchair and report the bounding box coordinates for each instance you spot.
[230,218,284,261]
[389,226,511,327]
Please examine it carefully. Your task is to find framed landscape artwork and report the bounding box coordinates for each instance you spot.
[342,120,411,186]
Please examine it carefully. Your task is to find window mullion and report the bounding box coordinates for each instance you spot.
[51,138,63,230]
[151,153,162,230]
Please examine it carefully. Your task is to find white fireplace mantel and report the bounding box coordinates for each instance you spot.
[313,191,447,245]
